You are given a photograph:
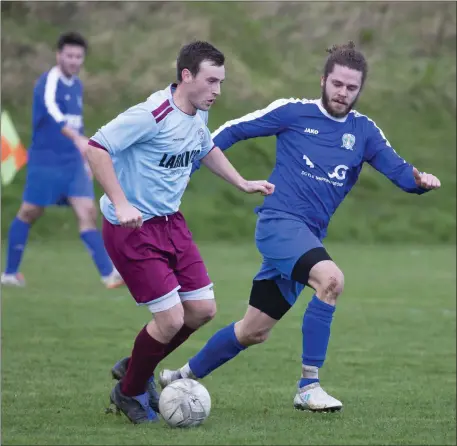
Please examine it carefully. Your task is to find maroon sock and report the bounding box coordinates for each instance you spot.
[121,326,167,397]
[163,324,196,358]
[122,324,196,387]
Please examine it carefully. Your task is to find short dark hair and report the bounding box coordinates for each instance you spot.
[57,31,88,52]
[176,41,225,82]
[323,41,368,85]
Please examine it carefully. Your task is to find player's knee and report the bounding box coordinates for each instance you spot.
[183,299,217,329]
[236,323,271,346]
[17,203,43,224]
[291,247,333,286]
[150,302,185,342]
[198,300,217,324]
[317,268,345,304]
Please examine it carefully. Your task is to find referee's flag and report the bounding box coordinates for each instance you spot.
[1,110,27,186]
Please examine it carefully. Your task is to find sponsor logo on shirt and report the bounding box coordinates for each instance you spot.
[158,150,201,169]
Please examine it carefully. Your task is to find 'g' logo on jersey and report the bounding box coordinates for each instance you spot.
[341,133,355,151]
[328,165,349,181]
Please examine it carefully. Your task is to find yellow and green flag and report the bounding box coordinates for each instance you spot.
[1,110,27,186]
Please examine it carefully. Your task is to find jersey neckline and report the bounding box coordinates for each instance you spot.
[167,83,199,120]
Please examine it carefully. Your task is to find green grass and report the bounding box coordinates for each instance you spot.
[2,241,456,445]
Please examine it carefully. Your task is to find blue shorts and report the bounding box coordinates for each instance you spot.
[23,161,94,207]
[254,209,324,306]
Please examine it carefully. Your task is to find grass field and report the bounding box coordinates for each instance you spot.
[1,241,456,445]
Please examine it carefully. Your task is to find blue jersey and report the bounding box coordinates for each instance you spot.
[90,83,214,224]
[28,66,84,167]
[199,98,426,239]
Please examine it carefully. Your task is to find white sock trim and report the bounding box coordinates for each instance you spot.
[179,362,196,379]
[302,365,319,380]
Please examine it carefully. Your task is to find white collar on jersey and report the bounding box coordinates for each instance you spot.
[313,98,348,123]
[53,66,76,87]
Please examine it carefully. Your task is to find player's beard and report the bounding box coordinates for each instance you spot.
[321,84,359,119]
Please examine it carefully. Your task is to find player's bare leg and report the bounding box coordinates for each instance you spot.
[69,197,123,289]
[293,259,343,412]
[1,202,44,287]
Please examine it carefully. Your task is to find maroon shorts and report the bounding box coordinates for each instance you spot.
[102,211,212,305]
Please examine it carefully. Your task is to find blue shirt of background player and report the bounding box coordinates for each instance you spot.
[191,97,426,240]
[28,66,84,167]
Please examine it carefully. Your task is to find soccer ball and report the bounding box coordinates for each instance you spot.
[158,378,211,428]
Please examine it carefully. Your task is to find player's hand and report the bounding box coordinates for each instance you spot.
[413,167,441,190]
[115,203,143,228]
[74,135,90,156]
[239,180,275,196]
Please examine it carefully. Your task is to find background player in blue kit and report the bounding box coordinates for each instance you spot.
[159,42,442,412]
[1,32,123,289]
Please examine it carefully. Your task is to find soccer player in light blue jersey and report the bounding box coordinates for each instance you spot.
[86,41,274,424]
[159,42,441,412]
[2,32,123,289]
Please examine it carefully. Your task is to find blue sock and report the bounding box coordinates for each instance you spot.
[300,295,336,388]
[189,322,247,378]
[80,230,113,277]
[5,218,31,274]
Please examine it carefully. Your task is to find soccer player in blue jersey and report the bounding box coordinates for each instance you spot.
[2,32,123,289]
[159,41,441,412]
[86,41,274,424]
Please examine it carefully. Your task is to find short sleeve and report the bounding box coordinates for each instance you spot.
[90,104,158,155]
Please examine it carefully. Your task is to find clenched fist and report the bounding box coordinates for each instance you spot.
[239,180,275,196]
[413,167,441,190]
[115,202,143,228]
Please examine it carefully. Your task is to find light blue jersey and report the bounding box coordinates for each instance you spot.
[89,84,214,224]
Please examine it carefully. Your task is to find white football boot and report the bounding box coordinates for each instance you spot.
[293,382,343,412]
[101,269,125,289]
[1,272,26,287]
[158,369,184,389]
[159,362,198,389]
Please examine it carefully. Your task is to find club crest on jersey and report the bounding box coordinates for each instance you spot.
[197,128,205,143]
[341,133,355,151]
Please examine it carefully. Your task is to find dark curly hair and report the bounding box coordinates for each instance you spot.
[323,41,368,85]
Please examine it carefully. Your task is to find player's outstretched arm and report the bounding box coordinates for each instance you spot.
[365,121,441,194]
[201,146,275,196]
[86,143,142,228]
